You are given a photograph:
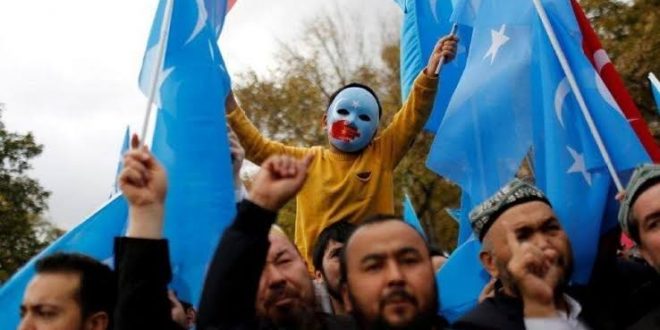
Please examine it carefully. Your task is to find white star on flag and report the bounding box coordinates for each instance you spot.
[483,24,510,65]
[566,146,592,186]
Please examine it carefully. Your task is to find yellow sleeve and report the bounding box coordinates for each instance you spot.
[227,106,309,165]
[378,71,438,167]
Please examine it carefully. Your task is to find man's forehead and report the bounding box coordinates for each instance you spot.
[634,183,660,218]
[268,231,299,257]
[347,221,426,259]
[498,201,556,227]
[24,272,80,303]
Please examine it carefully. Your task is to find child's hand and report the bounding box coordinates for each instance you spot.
[425,34,459,76]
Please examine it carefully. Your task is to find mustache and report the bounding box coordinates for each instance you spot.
[379,289,418,309]
[264,286,300,308]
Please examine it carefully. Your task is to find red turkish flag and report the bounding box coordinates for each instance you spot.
[571,0,660,163]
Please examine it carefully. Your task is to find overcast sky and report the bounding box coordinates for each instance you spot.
[0,0,400,229]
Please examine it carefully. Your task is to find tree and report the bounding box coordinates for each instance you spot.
[0,104,62,283]
[233,10,461,251]
[579,0,660,138]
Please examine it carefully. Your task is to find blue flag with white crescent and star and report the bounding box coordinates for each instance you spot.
[138,0,236,306]
[531,0,649,283]
[431,2,541,320]
[426,0,538,205]
[395,0,471,132]
[429,0,650,320]
[0,1,236,327]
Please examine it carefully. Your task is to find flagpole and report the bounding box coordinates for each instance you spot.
[531,0,624,192]
[435,24,459,75]
[141,0,175,146]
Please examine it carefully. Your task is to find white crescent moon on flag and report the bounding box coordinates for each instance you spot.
[429,0,439,22]
[554,78,571,128]
[186,0,209,45]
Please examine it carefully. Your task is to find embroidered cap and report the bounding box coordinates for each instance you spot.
[618,164,660,236]
[469,179,550,241]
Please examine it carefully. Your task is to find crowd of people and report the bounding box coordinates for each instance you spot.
[15,34,660,330]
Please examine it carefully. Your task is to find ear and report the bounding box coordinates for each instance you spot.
[341,282,353,312]
[83,311,109,330]
[314,270,324,281]
[479,250,499,278]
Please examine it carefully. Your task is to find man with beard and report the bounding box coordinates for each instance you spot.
[312,220,356,315]
[453,179,602,329]
[198,154,355,329]
[339,215,447,329]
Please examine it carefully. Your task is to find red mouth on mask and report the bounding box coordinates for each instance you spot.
[331,120,360,142]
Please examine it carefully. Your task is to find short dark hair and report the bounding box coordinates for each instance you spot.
[312,219,356,273]
[35,252,116,320]
[326,83,383,118]
[339,215,431,284]
[628,177,660,244]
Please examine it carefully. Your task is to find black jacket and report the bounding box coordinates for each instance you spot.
[197,200,355,330]
[113,237,185,330]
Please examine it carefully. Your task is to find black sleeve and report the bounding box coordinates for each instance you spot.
[113,237,183,330]
[197,199,277,329]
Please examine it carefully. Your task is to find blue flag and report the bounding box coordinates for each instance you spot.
[428,1,541,319]
[531,1,649,283]
[396,0,471,132]
[436,238,489,322]
[650,72,660,115]
[0,196,129,327]
[455,192,474,246]
[138,0,235,305]
[426,0,541,204]
[428,0,649,319]
[403,194,427,240]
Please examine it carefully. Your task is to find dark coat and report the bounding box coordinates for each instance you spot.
[197,200,356,330]
[113,237,186,330]
[452,288,603,330]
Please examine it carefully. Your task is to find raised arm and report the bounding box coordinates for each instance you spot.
[379,35,457,167]
[198,154,312,329]
[113,134,183,330]
[225,91,309,164]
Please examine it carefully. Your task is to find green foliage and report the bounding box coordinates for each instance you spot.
[234,13,460,251]
[0,105,62,283]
